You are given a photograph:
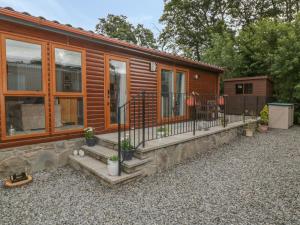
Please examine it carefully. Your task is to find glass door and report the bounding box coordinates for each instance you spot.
[106,57,128,128]
[160,68,186,119]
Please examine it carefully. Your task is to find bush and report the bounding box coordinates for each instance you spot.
[109,155,119,161]
[121,138,133,151]
[260,105,269,125]
[84,127,94,139]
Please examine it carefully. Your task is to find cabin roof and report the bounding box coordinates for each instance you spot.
[0,6,224,73]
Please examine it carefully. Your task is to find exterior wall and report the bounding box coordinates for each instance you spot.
[138,122,254,175]
[0,20,220,149]
[189,69,219,95]
[0,138,84,178]
[224,78,271,96]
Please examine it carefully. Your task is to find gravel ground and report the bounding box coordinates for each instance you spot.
[1,127,300,225]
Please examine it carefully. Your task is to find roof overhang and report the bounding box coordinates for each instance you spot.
[0,8,224,74]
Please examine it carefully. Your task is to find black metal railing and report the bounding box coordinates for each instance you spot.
[117,92,273,175]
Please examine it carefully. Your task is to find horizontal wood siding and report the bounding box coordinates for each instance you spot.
[0,20,220,149]
[224,78,271,96]
[189,70,218,95]
[86,49,105,133]
[130,58,157,95]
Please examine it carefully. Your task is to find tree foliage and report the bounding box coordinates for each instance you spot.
[95,14,157,49]
[159,0,300,60]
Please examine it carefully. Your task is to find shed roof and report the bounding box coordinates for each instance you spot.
[224,76,271,82]
[0,7,224,73]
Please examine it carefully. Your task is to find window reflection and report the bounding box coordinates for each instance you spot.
[55,48,82,92]
[6,39,42,91]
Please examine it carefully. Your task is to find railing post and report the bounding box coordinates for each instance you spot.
[117,106,121,176]
[243,95,246,123]
[223,95,227,127]
[193,94,196,135]
[142,91,146,148]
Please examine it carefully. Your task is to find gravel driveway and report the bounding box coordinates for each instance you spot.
[1,127,300,225]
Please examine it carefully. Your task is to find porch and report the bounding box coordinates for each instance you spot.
[69,93,268,185]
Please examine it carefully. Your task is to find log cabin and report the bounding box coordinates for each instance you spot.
[0,7,223,150]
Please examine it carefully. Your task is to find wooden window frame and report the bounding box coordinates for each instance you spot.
[104,54,131,130]
[157,64,189,122]
[0,34,49,140]
[50,43,87,134]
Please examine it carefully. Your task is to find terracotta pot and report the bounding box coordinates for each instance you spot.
[258,124,268,133]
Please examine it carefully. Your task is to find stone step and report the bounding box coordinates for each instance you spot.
[69,155,144,186]
[96,136,118,150]
[81,145,152,173]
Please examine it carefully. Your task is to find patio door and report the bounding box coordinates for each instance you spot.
[105,56,129,129]
[160,67,187,120]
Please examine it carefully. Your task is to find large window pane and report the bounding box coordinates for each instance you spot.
[5,97,45,136]
[161,69,174,117]
[54,97,84,131]
[175,72,186,116]
[6,39,42,91]
[109,60,127,124]
[55,48,82,92]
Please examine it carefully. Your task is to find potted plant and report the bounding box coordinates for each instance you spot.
[121,138,134,161]
[258,105,269,132]
[107,155,119,176]
[244,123,255,137]
[84,127,96,147]
[156,127,168,139]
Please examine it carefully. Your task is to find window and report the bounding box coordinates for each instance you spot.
[55,48,82,92]
[5,97,45,135]
[6,39,43,91]
[160,67,187,118]
[235,83,253,94]
[244,83,253,94]
[235,84,243,94]
[53,46,85,131]
[2,37,47,138]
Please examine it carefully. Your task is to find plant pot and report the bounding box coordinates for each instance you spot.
[107,159,119,176]
[122,150,134,161]
[258,124,268,133]
[245,129,253,137]
[157,131,165,139]
[86,137,96,147]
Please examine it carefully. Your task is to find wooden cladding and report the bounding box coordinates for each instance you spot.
[0,20,220,149]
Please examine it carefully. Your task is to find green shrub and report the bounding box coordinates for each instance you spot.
[109,155,119,161]
[83,127,94,139]
[121,138,133,151]
[260,105,269,125]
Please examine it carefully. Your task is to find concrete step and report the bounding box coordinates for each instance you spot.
[69,155,144,186]
[95,136,118,150]
[81,145,152,173]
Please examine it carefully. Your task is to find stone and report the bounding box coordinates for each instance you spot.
[32,151,58,171]
[0,156,31,178]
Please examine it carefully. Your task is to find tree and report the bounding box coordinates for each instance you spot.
[96,14,137,44]
[159,0,300,60]
[134,24,157,49]
[159,0,231,61]
[95,14,157,49]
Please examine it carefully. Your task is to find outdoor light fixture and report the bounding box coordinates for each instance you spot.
[149,62,157,72]
[194,74,199,80]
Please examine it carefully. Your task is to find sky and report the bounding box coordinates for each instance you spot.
[0,0,164,36]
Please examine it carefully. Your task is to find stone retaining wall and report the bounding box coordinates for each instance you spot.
[141,124,246,175]
[0,138,84,178]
